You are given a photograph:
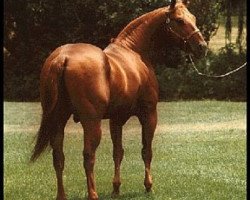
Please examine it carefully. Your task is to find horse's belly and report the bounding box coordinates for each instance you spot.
[103,102,138,119]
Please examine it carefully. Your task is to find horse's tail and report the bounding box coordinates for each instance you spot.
[30,56,68,162]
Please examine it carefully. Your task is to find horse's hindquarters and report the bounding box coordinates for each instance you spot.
[62,44,111,121]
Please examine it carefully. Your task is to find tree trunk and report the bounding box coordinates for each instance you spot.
[236,1,244,53]
[225,1,232,45]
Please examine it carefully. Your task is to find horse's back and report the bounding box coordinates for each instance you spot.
[46,43,105,63]
[42,43,106,75]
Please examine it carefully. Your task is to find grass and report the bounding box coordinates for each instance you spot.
[4,101,246,200]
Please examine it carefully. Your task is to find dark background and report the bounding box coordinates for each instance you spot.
[4,0,247,101]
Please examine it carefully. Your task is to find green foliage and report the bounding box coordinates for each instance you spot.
[157,46,246,101]
[4,0,246,101]
[189,0,221,43]
[220,0,246,50]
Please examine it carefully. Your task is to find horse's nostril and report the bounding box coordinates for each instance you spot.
[199,43,205,50]
[197,42,208,57]
[199,43,208,52]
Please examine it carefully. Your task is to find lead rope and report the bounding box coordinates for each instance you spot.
[188,54,247,78]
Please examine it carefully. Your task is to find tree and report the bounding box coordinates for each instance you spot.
[221,0,246,52]
[4,0,246,101]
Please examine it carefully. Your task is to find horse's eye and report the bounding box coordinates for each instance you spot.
[176,18,185,24]
[166,17,171,24]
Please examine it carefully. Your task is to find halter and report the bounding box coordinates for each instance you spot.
[165,18,247,78]
[165,17,201,51]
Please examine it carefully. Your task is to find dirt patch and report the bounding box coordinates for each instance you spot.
[156,119,246,133]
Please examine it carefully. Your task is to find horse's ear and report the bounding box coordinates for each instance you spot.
[182,0,190,7]
[170,0,176,9]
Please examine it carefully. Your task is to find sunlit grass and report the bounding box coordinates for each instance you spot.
[209,16,247,52]
[4,101,246,200]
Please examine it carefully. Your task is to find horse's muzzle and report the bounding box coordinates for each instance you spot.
[186,40,208,59]
[195,41,208,59]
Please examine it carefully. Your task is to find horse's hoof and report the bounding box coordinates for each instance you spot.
[146,187,151,192]
[144,180,152,193]
[56,196,67,200]
[145,184,153,193]
[147,189,152,193]
[88,197,98,200]
[111,191,120,199]
[145,187,154,193]
[88,193,99,200]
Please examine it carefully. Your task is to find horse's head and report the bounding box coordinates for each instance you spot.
[165,0,207,59]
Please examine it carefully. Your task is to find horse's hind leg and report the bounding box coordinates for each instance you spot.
[81,120,102,200]
[110,119,127,197]
[50,107,71,200]
[138,109,157,192]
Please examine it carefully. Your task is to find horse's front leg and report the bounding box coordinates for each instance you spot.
[138,109,157,192]
[110,119,126,197]
[82,120,102,200]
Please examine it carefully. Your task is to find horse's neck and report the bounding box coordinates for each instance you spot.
[113,8,167,54]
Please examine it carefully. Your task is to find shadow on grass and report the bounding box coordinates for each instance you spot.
[68,191,155,200]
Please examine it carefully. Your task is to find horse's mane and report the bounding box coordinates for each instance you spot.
[115,7,168,40]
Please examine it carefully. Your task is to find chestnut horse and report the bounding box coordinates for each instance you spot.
[31,1,207,199]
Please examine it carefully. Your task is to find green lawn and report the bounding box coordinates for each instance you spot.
[4,101,246,200]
